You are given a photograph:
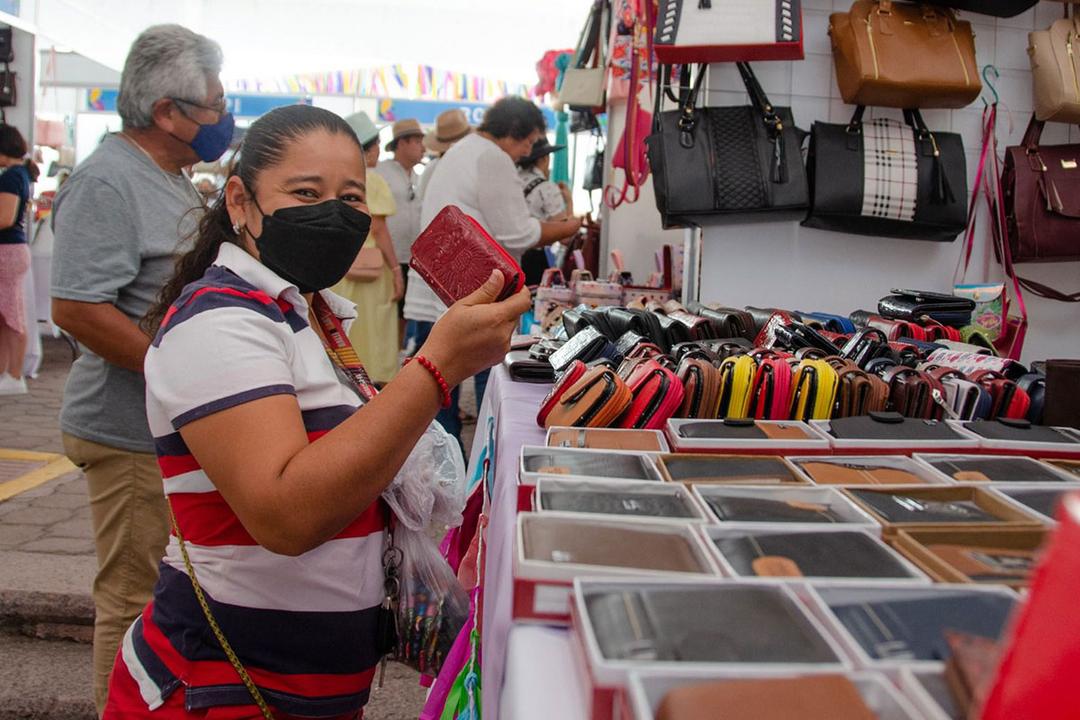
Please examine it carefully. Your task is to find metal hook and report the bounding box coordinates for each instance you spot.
[982,64,1000,106]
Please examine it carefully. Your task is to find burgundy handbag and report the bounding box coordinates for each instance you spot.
[1003,116,1080,269]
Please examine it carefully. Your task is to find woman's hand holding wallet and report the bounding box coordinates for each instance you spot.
[421,269,530,389]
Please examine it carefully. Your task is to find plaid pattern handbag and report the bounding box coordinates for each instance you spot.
[804,106,967,241]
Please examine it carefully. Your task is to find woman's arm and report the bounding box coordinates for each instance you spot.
[370,215,403,301]
[176,272,529,556]
[0,193,19,230]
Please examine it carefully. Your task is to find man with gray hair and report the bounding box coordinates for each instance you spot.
[49,24,228,713]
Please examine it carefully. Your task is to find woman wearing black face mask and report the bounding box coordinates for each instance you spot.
[103,105,530,719]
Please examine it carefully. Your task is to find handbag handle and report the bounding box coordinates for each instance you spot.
[1021,114,1044,152]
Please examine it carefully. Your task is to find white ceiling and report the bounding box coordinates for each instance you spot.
[34,0,589,86]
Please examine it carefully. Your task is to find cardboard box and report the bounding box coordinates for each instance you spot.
[664,419,832,455]
[789,455,954,488]
[912,453,1080,485]
[656,454,810,486]
[536,477,711,525]
[692,485,881,528]
[627,671,924,720]
[798,583,1018,672]
[703,525,929,584]
[512,514,721,624]
[570,578,852,720]
[546,427,670,453]
[519,446,665,513]
[840,485,1045,537]
[890,527,1051,589]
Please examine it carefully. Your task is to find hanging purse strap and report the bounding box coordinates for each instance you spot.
[604,0,651,209]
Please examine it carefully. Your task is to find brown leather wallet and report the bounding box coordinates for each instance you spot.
[884,367,940,419]
[835,367,889,417]
[546,428,666,452]
[676,357,721,419]
[521,516,707,573]
[543,366,632,429]
[800,461,926,486]
[656,675,875,720]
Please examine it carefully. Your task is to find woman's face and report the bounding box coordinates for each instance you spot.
[226,128,368,255]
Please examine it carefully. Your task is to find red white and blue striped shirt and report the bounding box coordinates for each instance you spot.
[126,242,386,716]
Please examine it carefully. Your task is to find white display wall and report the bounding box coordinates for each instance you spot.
[603,0,1079,363]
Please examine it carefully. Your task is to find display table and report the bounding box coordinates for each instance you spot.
[465,365,557,719]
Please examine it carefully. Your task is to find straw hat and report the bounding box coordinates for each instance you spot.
[423,109,473,155]
[385,118,424,151]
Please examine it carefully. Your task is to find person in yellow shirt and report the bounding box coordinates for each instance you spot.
[332,112,403,383]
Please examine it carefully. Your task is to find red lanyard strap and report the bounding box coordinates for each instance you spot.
[312,293,379,402]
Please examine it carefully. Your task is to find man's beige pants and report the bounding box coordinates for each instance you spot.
[63,433,170,717]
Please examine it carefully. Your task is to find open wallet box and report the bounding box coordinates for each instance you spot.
[534,478,710,525]
[626,671,925,720]
[947,419,1080,459]
[664,418,831,455]
[841,486,1045,537]
[570,578,852,720]
[692,485,879,527]
[546,427,670,453]
[788,455,955,487]
[912,454,1079,486]
[994,485,1070,525]
[702,526,929,584]
[519,446,663,511]
[655,454,809,486]
[798,583,1017,672]
[810,413,981,455]
[890,527,1051,590]
[512,514,719,624]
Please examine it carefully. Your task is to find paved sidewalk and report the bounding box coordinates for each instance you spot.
[0,338,443,719]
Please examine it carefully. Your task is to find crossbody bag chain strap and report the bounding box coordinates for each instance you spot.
[167,502,277,720]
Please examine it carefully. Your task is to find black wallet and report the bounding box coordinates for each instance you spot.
[539,486,698,519]
[716,531,915,579]
[925,456,1072,484]
[878,290,975,327]
[662,456,798,484]
[548,326,621,373]
[825,413,969,442]
[960,419,1079,446]
[827,591,1015,661]
[584,585,840,664]
[704,494,843,524]
[848,490,999,524]
[999,488,1065,519]
[503,350,555,383]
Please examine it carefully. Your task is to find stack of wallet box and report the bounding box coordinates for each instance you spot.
[510,416,1080,719]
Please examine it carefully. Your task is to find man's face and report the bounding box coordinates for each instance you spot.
[396,135,425,166]
[157,74,227,163]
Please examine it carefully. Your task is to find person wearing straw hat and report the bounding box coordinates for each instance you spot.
[378,118,425,338]
[418,108,472,201]
[517,136,572,285]
[329,111,403,383]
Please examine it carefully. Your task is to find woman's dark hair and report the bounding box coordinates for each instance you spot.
[478,96,545,140]
[0,124,39,181]
[361,136,379,153]
[143,104,361,333]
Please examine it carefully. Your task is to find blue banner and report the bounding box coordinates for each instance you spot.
[377,98,557,129]
[86,89,312,117]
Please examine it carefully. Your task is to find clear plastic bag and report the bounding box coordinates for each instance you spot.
[389,524,471,677]
[383,421,466,532]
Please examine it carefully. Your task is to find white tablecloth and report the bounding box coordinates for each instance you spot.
[499,625,588,720]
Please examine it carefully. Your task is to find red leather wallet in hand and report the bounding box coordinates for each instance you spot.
[409,205,525,306]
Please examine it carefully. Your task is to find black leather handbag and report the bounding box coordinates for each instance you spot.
[804,107,967,242]
[932,0,1037,18]
[646,63,809,229]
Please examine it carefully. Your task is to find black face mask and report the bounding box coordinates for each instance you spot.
[250,197,372,293]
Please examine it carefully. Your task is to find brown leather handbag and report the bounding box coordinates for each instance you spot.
[1003,116,1080,266]
[1029,15,1080,124]
[829,0,981,109]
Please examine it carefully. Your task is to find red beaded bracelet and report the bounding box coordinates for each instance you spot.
[405,356,452,409]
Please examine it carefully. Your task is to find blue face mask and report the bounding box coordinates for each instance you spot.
[170,99,235,162]
[187,111,235,162]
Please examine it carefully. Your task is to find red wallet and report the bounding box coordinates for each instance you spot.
[409,205,525,306]
[618,360,685,430]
